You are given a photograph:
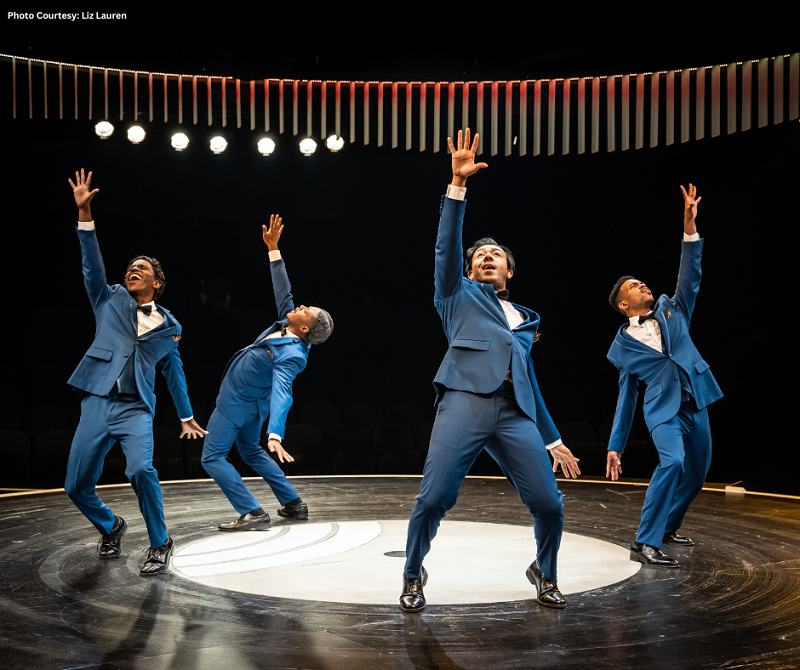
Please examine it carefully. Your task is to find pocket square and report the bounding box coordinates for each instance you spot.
[665,310,671,319]
[172,335,181,342]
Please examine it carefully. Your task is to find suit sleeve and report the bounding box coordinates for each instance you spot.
[270,258,297,320]
[159,343,193,421]
[434,196,468,300]
[529,367,561,446]
[672,239,704,323]
[607,363,638,454]
[266,354,306,439]
[77,228,112,311]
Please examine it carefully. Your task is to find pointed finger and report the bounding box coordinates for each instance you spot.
[86,171,93,188]
[68,178,76,189]
[464,128,471,151]
[457,129,463,151]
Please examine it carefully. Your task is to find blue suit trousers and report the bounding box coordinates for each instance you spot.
[201,407,299,515]
[65,391,168,549]
[405,385,564,580]
[637,404,712,547]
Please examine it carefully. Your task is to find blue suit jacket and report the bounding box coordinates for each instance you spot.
[431,195,561,446]
[607,240,723,453]
[214,257,310,438]
[67,228,193,419]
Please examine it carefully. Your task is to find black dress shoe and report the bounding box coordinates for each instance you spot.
[140,536,174,575]
[399,567,428,612]
[277,501,308,520]
[664,531,695,546]
[630,541,679,566]
[98,516,127,559]
[218,512,271,531]
[526,560,567,609]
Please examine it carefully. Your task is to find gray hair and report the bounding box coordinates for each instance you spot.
[307,309,334,345]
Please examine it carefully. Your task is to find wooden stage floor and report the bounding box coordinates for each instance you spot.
[0,476,798,669]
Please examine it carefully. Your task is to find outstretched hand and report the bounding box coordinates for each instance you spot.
[606,450,623,481]
[262,214,283,251]
[448,128,488,187]
[69,169,99,219]
[551,444,581,479]
[680,183,701,236]
[180,418,209,440]
[267,438,295,463]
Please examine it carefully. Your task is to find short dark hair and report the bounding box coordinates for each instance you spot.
[465,237,516,277]
[307,308,333,345]
[609,275,635,315]
[126,255,167,301]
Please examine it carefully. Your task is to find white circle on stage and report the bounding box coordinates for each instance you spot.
[172,520,640,605]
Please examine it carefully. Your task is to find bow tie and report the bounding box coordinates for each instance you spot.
[280,324,288,336]
[495,289,510,301]
[638,312,657,325]
[138,304,153,316]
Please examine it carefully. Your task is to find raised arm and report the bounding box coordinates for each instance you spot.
[673,184,703,321]
[69,169,110,310]
[263,214,297,319]
[435,129,488,299]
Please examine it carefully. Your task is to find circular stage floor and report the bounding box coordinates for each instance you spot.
[1,476,798,669]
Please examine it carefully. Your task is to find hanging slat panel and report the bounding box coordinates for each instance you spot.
[773,55,784,124]
[505,81,513,157]
[405,82,412,150]
[476,82,484,155]
[591,76,600,154]
[419,82,426,152]
[577,77,586,155]
[547,79,555,156]
[696,67,705,140]
[562,79,570,155]
[533,80,541,156]
[727,62,736,134]
[710,64,720,137]
[621,74,630,151]
[519,80,527,157]
[607,76,615,152]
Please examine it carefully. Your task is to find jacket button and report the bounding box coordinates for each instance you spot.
[673,375,678,381]
[506,340,512,345]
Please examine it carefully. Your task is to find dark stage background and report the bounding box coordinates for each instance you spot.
[1,33,797,495]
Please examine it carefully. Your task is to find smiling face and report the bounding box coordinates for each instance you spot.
[286,305,321,340]
[467,244,513,292]
[125,259,162,303]
[618,279,655,316]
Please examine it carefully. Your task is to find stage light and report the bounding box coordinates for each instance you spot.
[326,135,344,152]
[299,138,317,156]
[210,136,228,154]
[171,133,189,151]
[127,126,145,144]
[95,121,114,139]
[257,138,276,156]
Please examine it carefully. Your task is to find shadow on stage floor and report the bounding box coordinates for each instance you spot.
[0,476,798,669]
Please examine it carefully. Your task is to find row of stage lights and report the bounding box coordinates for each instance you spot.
[93,121,345,155]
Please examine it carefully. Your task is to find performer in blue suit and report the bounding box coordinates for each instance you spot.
[400,130,581,612]
[202,214,333,531]
[606,184,723,567]
[65,169,207,575]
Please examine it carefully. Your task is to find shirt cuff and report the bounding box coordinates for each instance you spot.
[268,250,282,262]
[446,185,466,201]
[268,432,282,442]
[77,220,96,231]
[545,439,563,450]
[180,415,193,422]
[683,232,700,242]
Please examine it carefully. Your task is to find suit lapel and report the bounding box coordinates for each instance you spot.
[654,301,671,354]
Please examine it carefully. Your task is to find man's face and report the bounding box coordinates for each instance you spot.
[287,305,320,338]
[619,279,654,314]
[125,260,161,299]
[467,245,513,290]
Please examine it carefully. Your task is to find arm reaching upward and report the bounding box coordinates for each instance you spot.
[435,129,488,300]
[263,214,297,319]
